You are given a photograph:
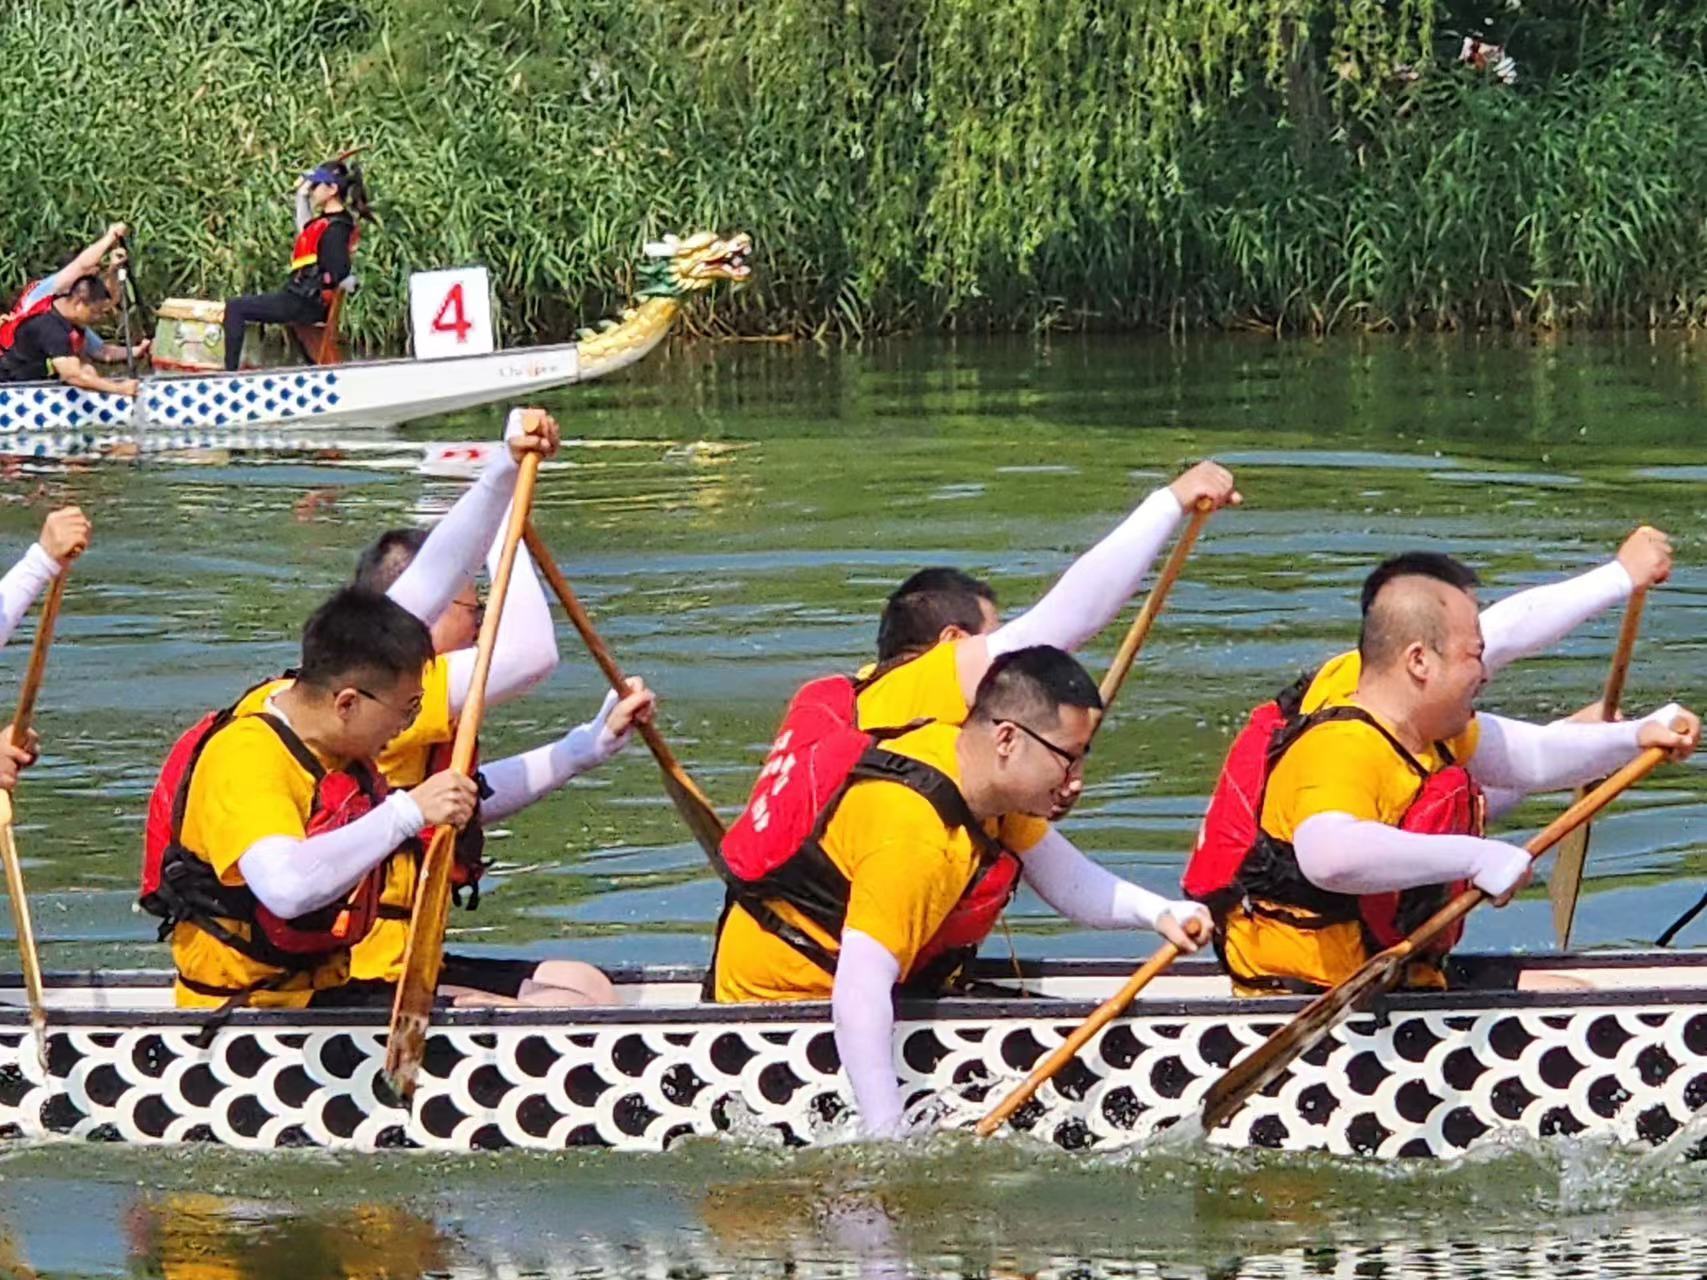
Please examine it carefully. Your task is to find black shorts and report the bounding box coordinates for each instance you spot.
[304,955,539,1008]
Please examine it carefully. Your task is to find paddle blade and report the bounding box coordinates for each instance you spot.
[1549,812,1592,947]
[383,825,456,1099]
[1199,946,1406,1132]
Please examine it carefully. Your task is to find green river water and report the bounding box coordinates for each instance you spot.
[0,333,1704,1275]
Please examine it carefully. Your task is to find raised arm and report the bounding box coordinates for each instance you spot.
[956,462,1239,703]
[1479,527,1669,675]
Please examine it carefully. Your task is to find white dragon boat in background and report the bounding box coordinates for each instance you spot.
[0,232,750,460]
[0,951,1703,1159]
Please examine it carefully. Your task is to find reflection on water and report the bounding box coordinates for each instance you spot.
[1,333,1707,1272]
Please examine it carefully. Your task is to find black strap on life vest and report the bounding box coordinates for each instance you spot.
[707,744,1004,997]
[155,710,377,976]
[1231,700,1449,927]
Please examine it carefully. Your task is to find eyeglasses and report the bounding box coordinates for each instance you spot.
[450,595,485,626]
[357,687,424,725]
[1006,720,1087,778]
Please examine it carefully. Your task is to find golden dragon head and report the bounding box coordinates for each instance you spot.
[635,231,753,299]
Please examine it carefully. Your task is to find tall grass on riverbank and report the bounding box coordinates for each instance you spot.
[4,0,1705,344]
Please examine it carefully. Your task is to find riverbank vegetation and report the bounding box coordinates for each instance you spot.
[5,1,1704,344]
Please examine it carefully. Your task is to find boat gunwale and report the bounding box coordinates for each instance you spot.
[1,950,1704,1030]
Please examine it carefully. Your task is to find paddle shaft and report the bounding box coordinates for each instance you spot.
[3,571,68,1062]
[1550,587,1647,947]
[1098,498,1213,707]
[975,942,1178,1136]
[977,499,1216,1134]
[522,522,725,851]
[1201,739,1673,1132]
[385,454,541,1098]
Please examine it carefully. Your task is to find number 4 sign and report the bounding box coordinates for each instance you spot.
[409,267,496,359]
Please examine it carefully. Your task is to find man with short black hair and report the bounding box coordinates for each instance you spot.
[345,513,652,1006]
[0,274,139,394]
[1196,550,1699,995]
[715,646,1200,1134]
[875,568,997,665]
[162,411,559,1007]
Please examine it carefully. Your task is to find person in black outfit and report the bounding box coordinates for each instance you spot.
[223,159,374,371]
[0,275,139,395]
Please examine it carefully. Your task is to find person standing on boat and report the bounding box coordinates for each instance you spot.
[713,646,1109,1135]
[7,222,150,370]
[346,523,654,1006]
[0,275,139,395]
[0,507,90,792]
[221,159,373,372]
[152,412,558,1008]
[1184,550,1700,995]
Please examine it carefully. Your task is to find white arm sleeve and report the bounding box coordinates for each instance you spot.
[1020,827,1173,929]
[1469,707,1672,793]
[295,189,313,231]
[833,928,905,1137]
[0,544,62,648]
[477,690,632,822]
[1479,561,1632,675]
[1294,810,1532,898]
[387,415,522,625]
[236,792,425,919]
[445,527,558,715]
[986,488,1183,658]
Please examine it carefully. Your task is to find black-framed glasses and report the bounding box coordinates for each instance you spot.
[357,687,424,725]
[450,595,486,626]
[1006,720,1087,776]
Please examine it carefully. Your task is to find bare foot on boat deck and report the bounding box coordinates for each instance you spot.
[1516,971,1598,992]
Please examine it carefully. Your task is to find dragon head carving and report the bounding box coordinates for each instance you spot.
[635,232,753,299]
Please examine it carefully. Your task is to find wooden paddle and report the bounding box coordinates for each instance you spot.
[522,522,726,856]
[384,453,541,1100]
[975,498,1216,1137]
[1199,737,1677,1133]
[1549,586,1647,947]
[3,572,68,1066]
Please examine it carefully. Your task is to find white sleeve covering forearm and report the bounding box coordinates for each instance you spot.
[1469,707,1674,793]
[477,690,631,821]
[446,524,558,714]
[1479,561,1632,675]
[1293,810,1531,898]
[986,488,1183,658]
[237,792,425,919]
[387,419,522,625]
[833,928,905,1137]
[1019,827,1173,929]
[295,188,313,232]
[0,544,61,648]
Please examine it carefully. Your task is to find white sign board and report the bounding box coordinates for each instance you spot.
[409,267,495,359]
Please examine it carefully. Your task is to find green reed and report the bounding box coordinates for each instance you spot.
[4,0,1706,345]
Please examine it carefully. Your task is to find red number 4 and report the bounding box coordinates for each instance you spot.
[432,282,474,342]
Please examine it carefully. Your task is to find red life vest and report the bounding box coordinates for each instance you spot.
[1184,670,1483,958]
[0,286,84,359]
[140,684,388,977]
[289,213,360,308]
[714,673,1021,993]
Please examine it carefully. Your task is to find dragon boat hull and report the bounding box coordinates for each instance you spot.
[0,344,582,460]
[0,952,1703,1158]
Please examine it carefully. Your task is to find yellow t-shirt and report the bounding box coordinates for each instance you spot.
[350,656,455,983]
[171,678,349,1008]
[713,720,1048,1002]
[853,640,971,732]
[1260,649,1481,841]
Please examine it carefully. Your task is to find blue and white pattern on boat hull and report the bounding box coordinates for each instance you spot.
[145,371,339,427]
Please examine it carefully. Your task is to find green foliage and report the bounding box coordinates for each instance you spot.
[4,0,1705,342]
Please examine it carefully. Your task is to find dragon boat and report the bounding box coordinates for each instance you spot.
[0,232,750,460]
[0,950,1703,1158]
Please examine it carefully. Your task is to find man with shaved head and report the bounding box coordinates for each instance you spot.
[1188,549,1699,995]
